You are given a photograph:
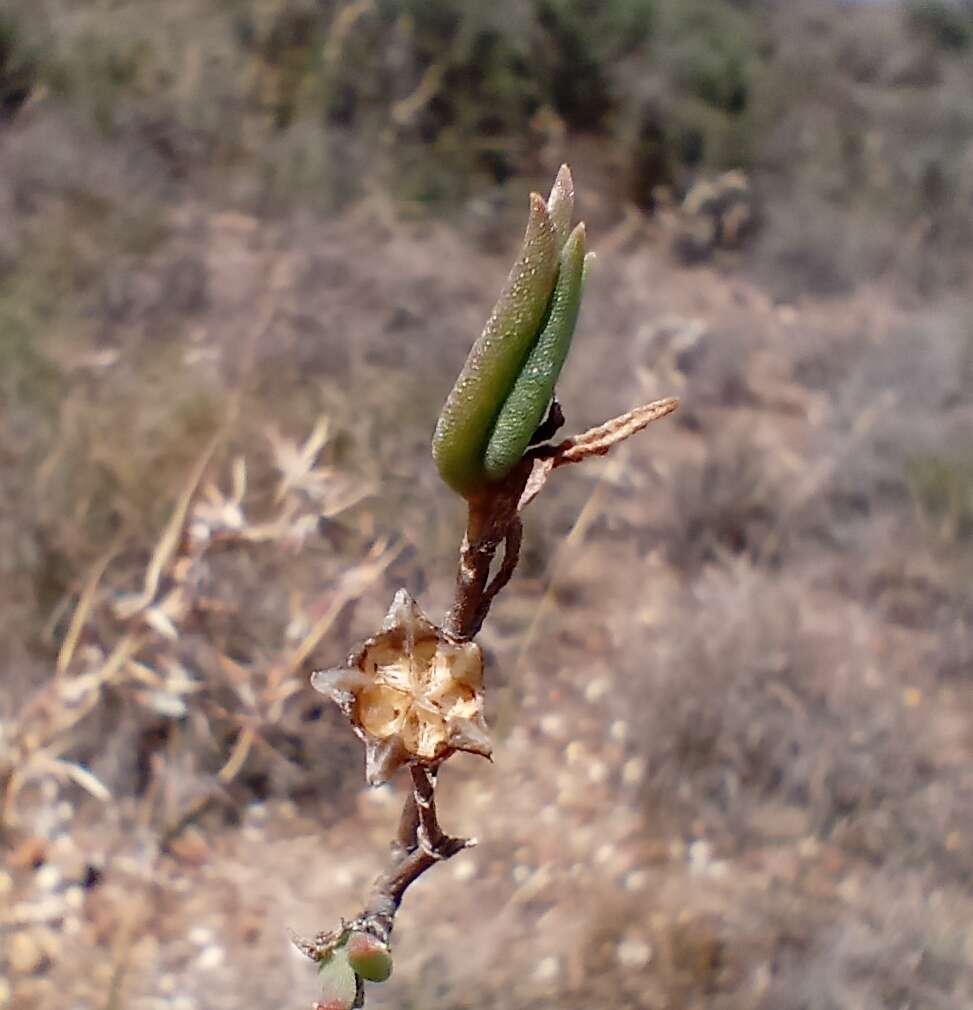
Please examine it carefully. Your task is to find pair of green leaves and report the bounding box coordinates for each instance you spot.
[317,931,393,1010]
[432,166,590,497]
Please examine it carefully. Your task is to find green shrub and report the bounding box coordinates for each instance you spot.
[14,0,764,207]
[0,273,61,416]
[663,4,751,114]
[631,0,759,191]
[908,454,973,542]
[0,11,38,120]
[907,0,973,52]
[10,0,973,290]
[535,0,656,128]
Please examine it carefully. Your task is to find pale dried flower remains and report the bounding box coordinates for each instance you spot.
[311,590,491,785]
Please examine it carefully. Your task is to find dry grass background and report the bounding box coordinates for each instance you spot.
[2,2,973,1009]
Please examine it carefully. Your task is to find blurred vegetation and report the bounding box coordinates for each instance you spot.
[8,0,756,205]
[1,0,970,611]
[2,8,973,1008]
[907,0,973,51]
[0,11,38,120]
[1,0,966,230]
[909,453,973,543]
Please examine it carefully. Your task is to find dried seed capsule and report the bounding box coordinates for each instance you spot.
[311,590,491,785]
[483,222,587,481]
[432,193,559,496]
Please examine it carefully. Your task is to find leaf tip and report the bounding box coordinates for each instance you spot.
[550,163,574,205]
[547,166,576,246]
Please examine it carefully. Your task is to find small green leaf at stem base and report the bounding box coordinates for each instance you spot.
[346,932,394,983]
[317,946,358,1010]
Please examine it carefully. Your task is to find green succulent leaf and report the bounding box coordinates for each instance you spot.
[432,191,559,496]
[432,165,590,497]
[483,220,587,481]
[317,946,359,1010]
[345,932,393,983]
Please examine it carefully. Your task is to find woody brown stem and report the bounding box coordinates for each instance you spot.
[474,516,522,633]
[299,396,678,995]
[443,459,532,641]
[298,765,472,959]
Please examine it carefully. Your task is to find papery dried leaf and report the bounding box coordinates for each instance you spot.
[518,397,680,512]
[559,396,680,462]
[364,735,411,787]
[311,666,371,701]
[447,716,493,758]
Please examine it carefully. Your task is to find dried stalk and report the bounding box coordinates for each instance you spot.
[296,765,473,962]
[298,396,678,1002]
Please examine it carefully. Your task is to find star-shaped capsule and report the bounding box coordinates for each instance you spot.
[311,590,492,785]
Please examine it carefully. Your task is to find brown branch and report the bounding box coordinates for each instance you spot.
[296,765,473,958]
[363,767,472,941]
[442,524,494,642]
[392,788,419,859]
[298,395,678,1003]
[475,516,522,633]
[446,396,679,640]
[442,462,527,641]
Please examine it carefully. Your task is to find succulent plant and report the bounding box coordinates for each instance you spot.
[432,165,589,497]
[301,165,678,1010]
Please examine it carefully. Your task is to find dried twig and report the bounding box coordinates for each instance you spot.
[299,395,678,994]
[300,168,679,1009]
